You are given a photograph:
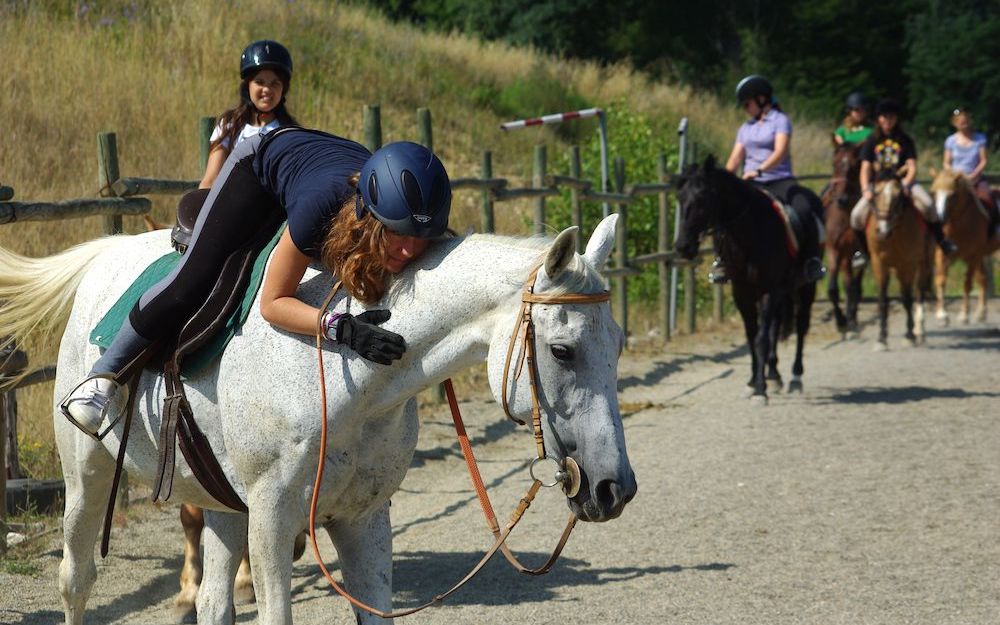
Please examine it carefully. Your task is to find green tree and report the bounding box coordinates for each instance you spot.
[905,0,1000,141]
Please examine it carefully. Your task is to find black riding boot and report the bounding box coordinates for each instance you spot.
[851,228,869,269]
[708,257,729,284]
[927,221,958,255]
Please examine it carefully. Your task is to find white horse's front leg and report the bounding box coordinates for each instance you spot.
[326,502,393,624]
[196,509,249,624]
[246,493,305,624]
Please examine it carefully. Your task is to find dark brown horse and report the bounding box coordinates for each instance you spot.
[867,177,934,350]
[675,156,817,405]
[822,142,863,334]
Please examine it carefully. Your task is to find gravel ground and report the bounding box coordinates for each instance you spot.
[2,302,999,624]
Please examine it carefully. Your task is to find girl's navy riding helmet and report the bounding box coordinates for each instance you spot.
[358,142,452,239]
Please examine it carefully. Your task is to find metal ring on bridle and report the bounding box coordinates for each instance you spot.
[529,457,563,488]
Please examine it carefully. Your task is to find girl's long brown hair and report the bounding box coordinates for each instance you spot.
[320,176,391,305]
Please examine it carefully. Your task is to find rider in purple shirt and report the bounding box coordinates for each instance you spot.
[710,75,826,285]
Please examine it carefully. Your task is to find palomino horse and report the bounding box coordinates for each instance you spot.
[674,156,818,406]
[866,178,934,350]
[930,168,1000,325]
[0,215,635,625]
[822,142,864,334]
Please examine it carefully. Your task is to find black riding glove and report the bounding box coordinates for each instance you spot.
[334,310,406,365]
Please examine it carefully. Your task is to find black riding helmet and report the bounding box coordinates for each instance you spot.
[736,74,774,105]
[240,40,293,79]
[240,40,293,112]
[845,91,869,111]
[875,97,902,117]
[358,142,452,239]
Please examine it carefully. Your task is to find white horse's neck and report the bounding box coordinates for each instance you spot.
[330,232,600,412]
[378,235,542,386]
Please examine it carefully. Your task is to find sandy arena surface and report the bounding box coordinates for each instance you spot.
[3,303,998,624]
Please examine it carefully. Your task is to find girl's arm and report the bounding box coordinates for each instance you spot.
[259,229,321,337]
[901,158,917,188]
[756,132,789,174]
[971,145,988,179]
[198,147,230,190]
[860,161,873,198]
[725,142,746,173]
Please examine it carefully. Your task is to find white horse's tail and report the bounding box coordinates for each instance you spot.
[0,237,121,389]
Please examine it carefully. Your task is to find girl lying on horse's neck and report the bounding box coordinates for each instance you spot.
[61,131,453,438]
[712,74,826,286]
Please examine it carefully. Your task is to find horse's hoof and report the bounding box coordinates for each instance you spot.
[749,394,768,407]
[872,341,888,352]
[742,385,755,398]
[174,606,197,624]
[903,337,916,348]
[787,378,804,394]
[234,584,256,606]
[960,315,970,325]
[293,530,308,561]
[766,378,783,393]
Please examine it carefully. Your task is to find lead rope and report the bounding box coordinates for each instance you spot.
[308,282,574,618]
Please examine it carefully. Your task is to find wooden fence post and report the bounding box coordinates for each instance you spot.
[713,281,724,324]
[199,115,216,172]
[364,105,382,152]
[97,132,122,235]
[657,153,671,342]
[533,145,546,236]
[685,265,696,334]
[481,150,494,234]
[417,108,433,152]
[569,146,583,252]
[614,157,629,342]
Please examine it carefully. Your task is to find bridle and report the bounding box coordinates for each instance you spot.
[308,266,611,618]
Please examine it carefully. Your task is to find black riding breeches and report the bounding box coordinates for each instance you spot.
[129,154,281,339]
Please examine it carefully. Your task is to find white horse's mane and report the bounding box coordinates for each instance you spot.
[381,231,605,307]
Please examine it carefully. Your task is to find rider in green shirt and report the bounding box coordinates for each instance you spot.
[834,92,873,146]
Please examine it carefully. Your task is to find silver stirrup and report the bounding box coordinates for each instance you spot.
[58,374,129,442]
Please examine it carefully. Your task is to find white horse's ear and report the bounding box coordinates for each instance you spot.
[544,226,578,280]
[583,214,619,269]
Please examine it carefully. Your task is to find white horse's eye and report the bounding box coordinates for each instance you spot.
[550,344,575,361]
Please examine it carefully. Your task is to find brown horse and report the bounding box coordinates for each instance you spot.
[867,178,934,350]
[930,168,1000,325]
[822,142,863,334]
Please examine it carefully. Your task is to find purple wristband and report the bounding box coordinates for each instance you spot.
[322,312,344,340]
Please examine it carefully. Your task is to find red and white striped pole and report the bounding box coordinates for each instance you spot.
[501,107,610,218]
[499,107,603,131]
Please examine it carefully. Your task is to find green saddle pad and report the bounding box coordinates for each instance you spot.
[89,225,284,379]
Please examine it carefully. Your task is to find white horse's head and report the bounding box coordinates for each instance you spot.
[487,214,636,522]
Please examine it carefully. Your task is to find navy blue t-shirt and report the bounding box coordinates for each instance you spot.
[254,128,372,257]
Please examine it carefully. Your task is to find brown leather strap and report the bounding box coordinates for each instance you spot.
[101,343,160,558]
[445,379,576,575]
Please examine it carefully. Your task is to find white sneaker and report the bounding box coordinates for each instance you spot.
[62,377,117,436]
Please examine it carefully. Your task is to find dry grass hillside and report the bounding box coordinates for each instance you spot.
[1,0,836,474]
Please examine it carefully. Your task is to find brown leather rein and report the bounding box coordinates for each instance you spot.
[308,268,610,618]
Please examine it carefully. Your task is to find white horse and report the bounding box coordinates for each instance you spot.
[1,214,635,624]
